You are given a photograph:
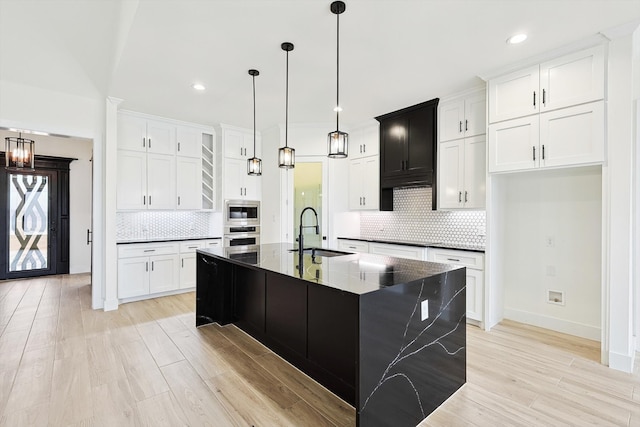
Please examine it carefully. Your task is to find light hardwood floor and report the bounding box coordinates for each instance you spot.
[0,274,638,426]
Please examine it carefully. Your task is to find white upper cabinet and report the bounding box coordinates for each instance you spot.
[440,91,486,142]
[489,45,604,124]
[439,135,486,209]
[116,150,147,210]
[539,45,605,113]
[224,128,258,160]
[147,153,176,210]
[118,113,176,155]
[349,123,380,159]
[488,115,540,172]
[176,157,202,210]
[176,125,203,158]
[349,156,379,210]
[224,158,261,200]
[488,65,540,123]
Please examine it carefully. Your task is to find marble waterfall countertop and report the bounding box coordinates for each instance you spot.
[197,242,462,295]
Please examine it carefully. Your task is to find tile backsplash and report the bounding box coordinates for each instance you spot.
[116,211,220,241]
[360,187,486,247]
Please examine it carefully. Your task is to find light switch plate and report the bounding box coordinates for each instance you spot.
[421,299,429,321]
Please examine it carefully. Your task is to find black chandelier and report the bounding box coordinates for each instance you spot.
[5,133,35,170]
[278,42,296,169]
[327,1,348,158]
[247,69,262,176]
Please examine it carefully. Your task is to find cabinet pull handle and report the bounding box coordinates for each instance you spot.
[151,261,154,271]
[363,144,366,153]
[144,249,156,252]
[542,89,546,106]
[359,144,362,153]
[533,91,536,107]
[143,137,146,148]
[542,144,545,160]
[532,146,536,161]
[182,259,184,268]
[465,191,468,202]
[348,246,357,249]
[363,196,366,205]
[86,229,92,245]
[146,262,148,272]
[447,258,460,262]
[178,196,181,206]
[459,121,462,133]
[178,142,181,152]
[143,195,146,205]
[459,191,462,203]
[149,139,151,148]
[359,197,362,205]
[149,196,151,205]
[465,120,468,132]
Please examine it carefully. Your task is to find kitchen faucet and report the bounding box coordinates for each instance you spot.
[298,207,319,256]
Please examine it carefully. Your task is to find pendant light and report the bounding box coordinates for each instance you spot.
[327,1,348,158]
[278,42,295,169]
[247,69,262,176]
[5,133,35,170]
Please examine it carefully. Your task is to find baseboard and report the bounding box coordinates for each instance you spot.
[103,298,119,311]
[609,350,635,373]
[503,308,601,341]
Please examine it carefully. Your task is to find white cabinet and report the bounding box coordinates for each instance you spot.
[118,113,176,155]
[176,157,202,210]
[202,239,221,249]
[350,123,380,159]
[116,151,176,210]
[489,45,605,123]
[337,239,369,253]
[368,242,428,261]
[117,242,180,299]
[428,248,485,322]
[488,45,605,174]
[439,92,486,142]
[223,128,258,160]
[439,135,486,209]
[349,156,379,210]
[179,241,203,289]
[176,125,203,158]
[224,158,261,200]
[488,102,604,173]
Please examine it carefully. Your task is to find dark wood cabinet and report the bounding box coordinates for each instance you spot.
[196,254,234,326]
[233,266,265,334]
[265,274,307,357]
[376,98,439,211]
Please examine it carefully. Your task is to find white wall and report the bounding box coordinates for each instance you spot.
[0,130,93,274]
[0,80,105,309]
[497,167,602,340]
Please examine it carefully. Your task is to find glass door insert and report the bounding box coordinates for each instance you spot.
[9,173,49,272]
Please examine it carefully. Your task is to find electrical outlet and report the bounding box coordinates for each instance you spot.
[421,299,429,321]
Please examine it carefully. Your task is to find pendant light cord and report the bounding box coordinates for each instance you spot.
[252,74,256,155]
[285,49,289,149]
[336,11,340,132]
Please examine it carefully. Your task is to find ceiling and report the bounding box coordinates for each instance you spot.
[1,0,639,132]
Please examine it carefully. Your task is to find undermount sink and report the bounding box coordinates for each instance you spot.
[289,247,353,257]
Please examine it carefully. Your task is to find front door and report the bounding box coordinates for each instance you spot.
[5,171,58,278]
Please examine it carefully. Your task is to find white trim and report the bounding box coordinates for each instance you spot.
[609,349,635,373]
[118,287,195,305]
[599,20,640,41]
[120,109,215,131]
[103,298,119,312]
[503,308,601,341]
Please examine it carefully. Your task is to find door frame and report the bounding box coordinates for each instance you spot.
[281,156,329,247]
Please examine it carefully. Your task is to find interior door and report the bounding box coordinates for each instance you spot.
[6,171,58,278]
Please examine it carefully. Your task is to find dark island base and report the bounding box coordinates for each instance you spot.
[196,246,466,427]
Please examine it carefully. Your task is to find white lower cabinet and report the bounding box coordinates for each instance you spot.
[337,239,369,253]
[368,242,427,261]
[428,248,485,323]
[118,239,221,300]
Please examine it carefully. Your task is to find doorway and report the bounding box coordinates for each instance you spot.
[0,154,73,279]
[288,157,329,248]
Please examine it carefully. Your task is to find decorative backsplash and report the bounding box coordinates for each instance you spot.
[116,211,219,241]
[360,187,486,247]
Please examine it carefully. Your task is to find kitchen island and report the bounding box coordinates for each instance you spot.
[196,243,466,427]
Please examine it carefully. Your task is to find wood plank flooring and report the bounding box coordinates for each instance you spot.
[0,274,638,426]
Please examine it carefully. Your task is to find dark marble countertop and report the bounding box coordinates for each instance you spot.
[337,236,485,253]
[197,242,462,296]
[117,236,221,244]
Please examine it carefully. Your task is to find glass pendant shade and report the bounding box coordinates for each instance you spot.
[247,157,262,175]
[327,130,348,158]
[5,134,35,170]
[278,146,295,169]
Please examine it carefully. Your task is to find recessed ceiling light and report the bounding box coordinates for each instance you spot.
[507,34,527,44]
[333,106,343,112]
[192,83,206,91]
